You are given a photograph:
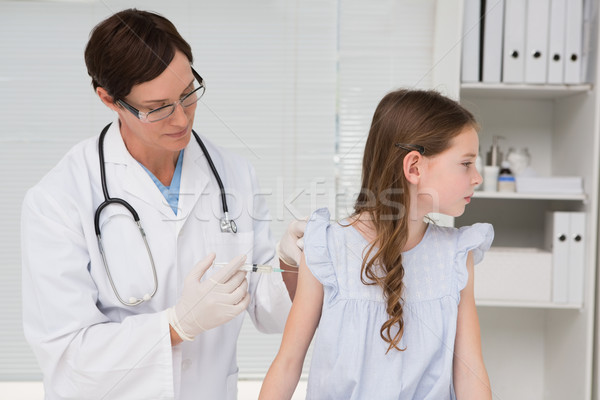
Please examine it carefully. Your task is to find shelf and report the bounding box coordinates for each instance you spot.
[472,191,586,201]
[460,83,592,99]
[476,300,582,309]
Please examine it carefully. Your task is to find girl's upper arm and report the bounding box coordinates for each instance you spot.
[456,251,481,357]
[454,251,492,399]
[259,254,323,399]
[459,251,476,308]
[276,252,324,363]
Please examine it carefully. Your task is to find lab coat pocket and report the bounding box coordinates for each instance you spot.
[208,230,255,265]
[95,203,156,304]
[226,368,239,399]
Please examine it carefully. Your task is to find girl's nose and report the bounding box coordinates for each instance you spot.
[473,168,483,186]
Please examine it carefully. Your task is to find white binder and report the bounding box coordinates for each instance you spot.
[546,211,586,305]
[524,0,550,84]
[547,0,567,83]
[461,0,482,82]
[564,0,583,84]
[482,0,505,83]
[568,212,585,304]
[502,0,526,83]
[546,212,569,303]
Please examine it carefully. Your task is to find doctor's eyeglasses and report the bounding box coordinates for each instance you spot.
[117,68,205,123]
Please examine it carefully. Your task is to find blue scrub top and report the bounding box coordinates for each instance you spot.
[139,150,184,215]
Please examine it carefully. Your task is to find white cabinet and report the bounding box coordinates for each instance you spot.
[454,6,599,400]
[457,87,598,400]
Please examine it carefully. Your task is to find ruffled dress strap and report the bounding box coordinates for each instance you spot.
[454,223,494,292]
[304,208,338,297]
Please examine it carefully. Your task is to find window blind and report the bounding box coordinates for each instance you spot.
[0,1,113,380]
[0,0,459,382]
[336,0,438,217]
[0,0,336,380]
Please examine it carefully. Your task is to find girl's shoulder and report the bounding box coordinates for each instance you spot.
[304,208,368,288]
[305,207,352,238]
[428,222,494,264]
[402,222,495,297]
[303,208,341,291]
[305,208,334,244]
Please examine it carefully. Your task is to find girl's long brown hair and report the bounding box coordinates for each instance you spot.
[353,89,478,353]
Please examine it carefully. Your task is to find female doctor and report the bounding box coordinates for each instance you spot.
[21,9,305,400]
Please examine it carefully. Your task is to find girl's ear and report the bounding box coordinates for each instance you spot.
[96,87,120,113]
[403,151,423,184]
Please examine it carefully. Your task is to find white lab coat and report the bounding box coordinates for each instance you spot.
[21,118,292,400]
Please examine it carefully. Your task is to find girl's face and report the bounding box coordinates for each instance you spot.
[417,126,481,217]
[115,50,197,155]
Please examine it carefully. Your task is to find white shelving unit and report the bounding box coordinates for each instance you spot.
[458,88,598,399]
[475,299,583,309]
[454,4,599,399]
[461,83,592,99]
[472,191,587,201]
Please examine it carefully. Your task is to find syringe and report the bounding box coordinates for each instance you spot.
[214,263,298,273]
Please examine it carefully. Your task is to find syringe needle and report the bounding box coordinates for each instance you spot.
[214,262,298,273]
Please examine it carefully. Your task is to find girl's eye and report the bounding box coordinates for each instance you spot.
[462,162,473,168]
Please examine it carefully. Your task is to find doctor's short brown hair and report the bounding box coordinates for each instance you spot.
[84,8,193,102]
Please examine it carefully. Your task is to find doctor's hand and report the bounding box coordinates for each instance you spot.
[168,253,250,341]
[276,219,307,267]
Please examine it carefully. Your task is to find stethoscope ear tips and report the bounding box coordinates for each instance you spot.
[127,294,151,305]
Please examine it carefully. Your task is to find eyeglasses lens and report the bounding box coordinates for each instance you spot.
[146,82,205,122]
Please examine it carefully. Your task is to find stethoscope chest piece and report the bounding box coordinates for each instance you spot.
[220,212,237,233]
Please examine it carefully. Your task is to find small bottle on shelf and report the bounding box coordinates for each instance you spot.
[498,161,516,192]
[485,135,504,167]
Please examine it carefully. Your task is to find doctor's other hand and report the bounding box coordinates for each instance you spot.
[168,253,250,341]
[276,219,307,267]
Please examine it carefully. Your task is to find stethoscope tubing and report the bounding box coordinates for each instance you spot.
[192,130,228,214]
[95,123,141,235]
[94,122,235,306]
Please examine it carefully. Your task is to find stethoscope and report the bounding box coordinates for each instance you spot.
[94,122,237,306]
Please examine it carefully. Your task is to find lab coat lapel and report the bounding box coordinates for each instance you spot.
[124,161,175,219]
[102,119,176,220]
[176,134,210,234]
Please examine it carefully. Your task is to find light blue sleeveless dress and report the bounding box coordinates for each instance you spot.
[303,208,494,400]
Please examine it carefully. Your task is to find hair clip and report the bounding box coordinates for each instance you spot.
[395,143,425,154]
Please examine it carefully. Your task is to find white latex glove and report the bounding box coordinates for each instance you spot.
[276,219,307,267]
[168,253,250,341]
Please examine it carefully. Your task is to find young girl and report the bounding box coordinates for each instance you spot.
[259,89,494,399]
